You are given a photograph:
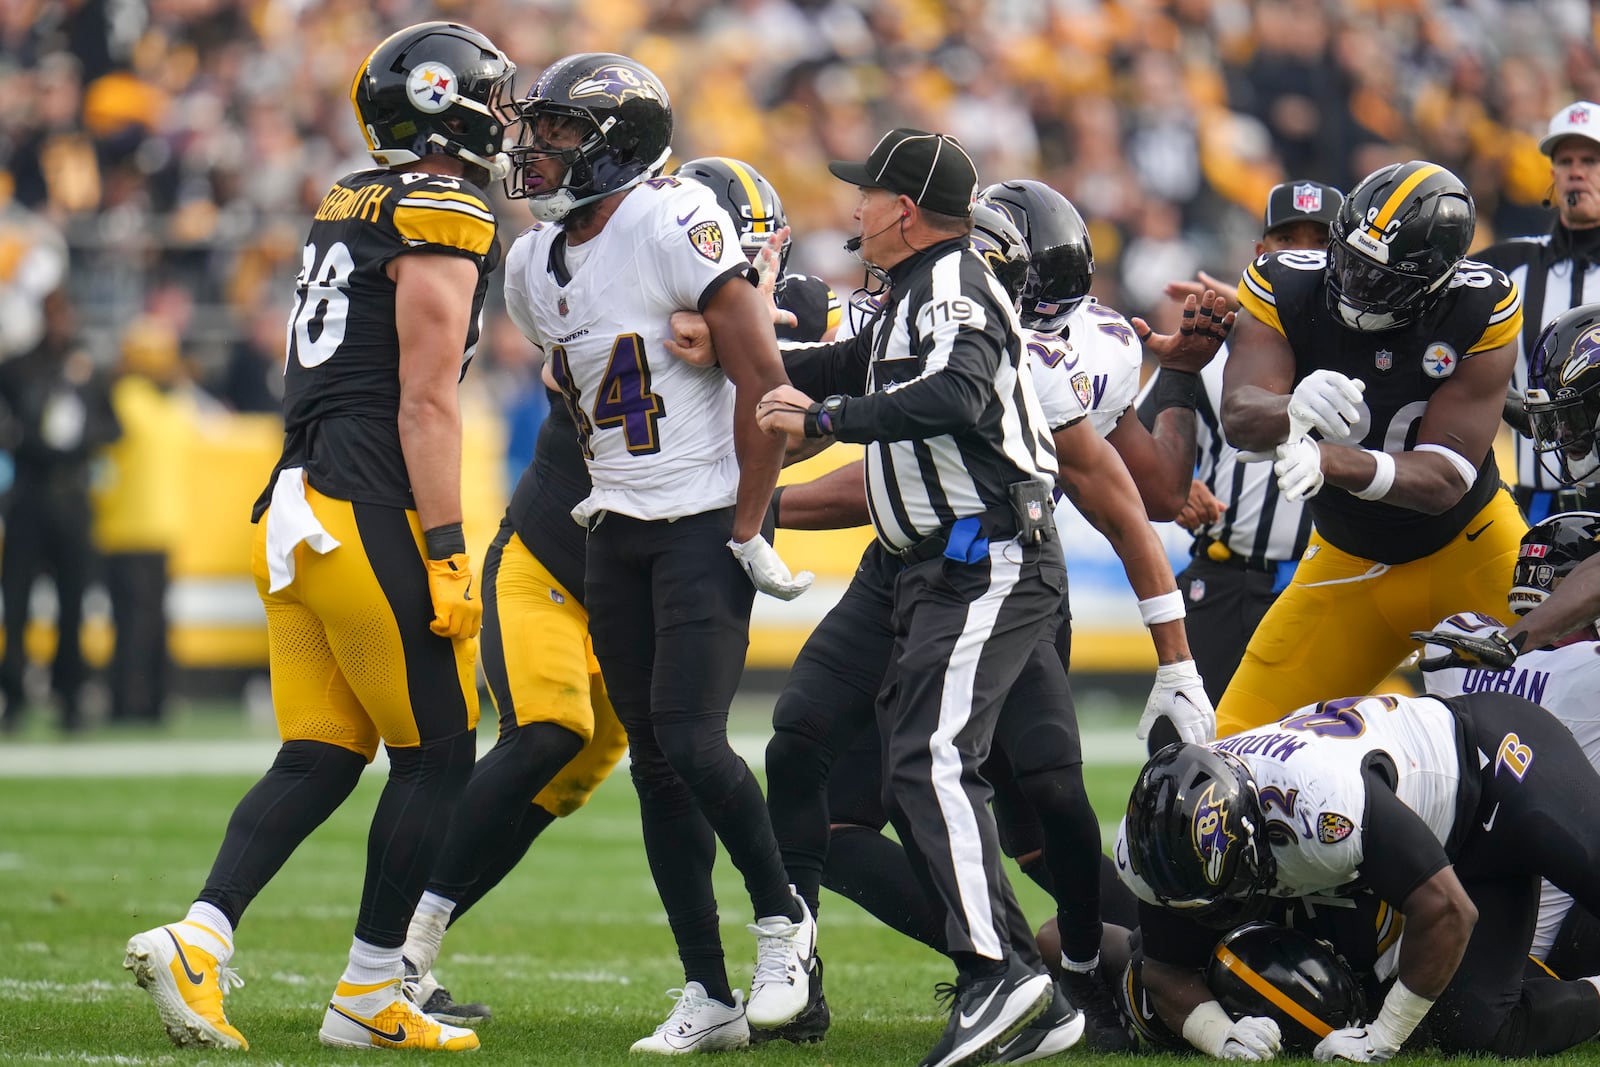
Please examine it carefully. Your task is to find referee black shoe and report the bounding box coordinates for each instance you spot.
[919,959,1052,1067]
[991,980,1085,1064]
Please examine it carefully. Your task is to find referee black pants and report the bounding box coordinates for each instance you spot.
[881,537,1066,961]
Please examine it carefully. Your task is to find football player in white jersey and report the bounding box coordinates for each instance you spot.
[500,53,815,1053]
[1419,512,1600,979]
[1115,691,1600,1060]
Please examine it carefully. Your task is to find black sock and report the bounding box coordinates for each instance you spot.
[764,725,836,919]
[953,951,1008,982]
[426,721,584,904]
[1018,853,1055,896]
[634,765,731,1005]
[199,740,366,928]
[355,732,476,947]
[1016,767,1102,963]
[824,825,947,952]
[446,804,558,923]
[698,765,799,922]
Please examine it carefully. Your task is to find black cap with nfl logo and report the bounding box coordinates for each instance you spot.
[1263,180,1343,237]
[829,128,979,217]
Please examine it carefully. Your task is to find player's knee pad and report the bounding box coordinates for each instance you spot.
[765,725,832,795]
[273,738,369,783]
[385,730,476,792]
[652,716,745,804]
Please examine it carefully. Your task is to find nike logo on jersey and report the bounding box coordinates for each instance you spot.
[1481,802,1500,832]
[676,208,698,226]
[328,1004,407,1044]
[166,929,205,985]
[1465,521,1494,541]
[958,984,1004,1028]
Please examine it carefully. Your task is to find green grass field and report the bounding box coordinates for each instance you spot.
[7,706,1599,1067]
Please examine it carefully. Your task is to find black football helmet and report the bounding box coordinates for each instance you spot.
[1125,744,1276,918]
[970,201,1031,306]
[979,179,1093,333]
[507,52,673,221]
[1526,302,1600,485]
[350,22,517,181]
[675,157,790,271]
[1325,160,1474,332]
[1509,510,1600,616]
[1116,954,1188,1052]
[1207,922,1368,1052]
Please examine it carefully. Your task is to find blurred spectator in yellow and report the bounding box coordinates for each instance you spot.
[0,289,119,733]
[92,315,195,725]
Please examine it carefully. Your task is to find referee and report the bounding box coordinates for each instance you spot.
[1479,99,1600,521]
[757,128,1060,1067]
[1137,180,1340,704]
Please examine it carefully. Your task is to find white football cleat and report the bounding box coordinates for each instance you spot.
[630,982,750,1054]
[124,921,248,1050]
[319,978,478,1051]
[745,888,817,1028]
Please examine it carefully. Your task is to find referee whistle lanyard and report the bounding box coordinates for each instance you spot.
[943,516,990,564]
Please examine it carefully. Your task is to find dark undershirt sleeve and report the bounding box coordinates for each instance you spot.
[1357,768,1452,908]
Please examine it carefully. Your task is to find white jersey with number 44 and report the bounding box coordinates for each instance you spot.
[504,176,751,524]
[1026,298,1143,436]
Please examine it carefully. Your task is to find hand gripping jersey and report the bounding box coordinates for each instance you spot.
[1026,298,1142,435]
[1237,250,1522,563]
[1116,694,1464,901]
[254,168,500,516]
[503,176,753,523]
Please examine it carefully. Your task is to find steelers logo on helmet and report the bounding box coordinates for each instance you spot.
[1207,922,1368,1053]
[1422,341,1457,378]
[407,61,458,114]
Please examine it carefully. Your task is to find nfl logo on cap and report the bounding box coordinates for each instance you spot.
[1293,183,1322,213]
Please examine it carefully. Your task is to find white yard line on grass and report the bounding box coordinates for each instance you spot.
[0,729,1145,778]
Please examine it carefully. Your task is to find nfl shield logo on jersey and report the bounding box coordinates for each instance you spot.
[558,295,569,316]
[1189,578,1205,602]
[1374,349,1393,371]
[1422,342,1457,378]
[1293,183,1322,213]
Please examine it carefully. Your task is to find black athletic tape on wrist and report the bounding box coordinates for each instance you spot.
[424,522,467,560]
[769,485,786,529]
[1152,370,1200,413]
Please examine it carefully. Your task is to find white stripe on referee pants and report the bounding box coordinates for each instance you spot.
[928,540,1022,961]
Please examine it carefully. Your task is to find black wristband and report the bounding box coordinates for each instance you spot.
[1151,370,1200,413]
[769,485,786,529]
[803,403,825,439]
[424,522,467,560]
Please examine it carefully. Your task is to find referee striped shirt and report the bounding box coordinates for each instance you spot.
[782,237,1058,550]
[1478,225,1600,493]
[1140,348,1313,566]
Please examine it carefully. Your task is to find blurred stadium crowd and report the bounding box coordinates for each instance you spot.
[0,0,1596,728]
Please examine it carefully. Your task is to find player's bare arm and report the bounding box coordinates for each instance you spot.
[1107,407,1191,521]
[773,459,870,531]
[1393,866,1477,998]
[1055,419,1192,666]
[1508,551,1600,649]
[1220,308,1297,452]
[1319,338,1516,515]
[704,276,789,543]
[392,251,479,530]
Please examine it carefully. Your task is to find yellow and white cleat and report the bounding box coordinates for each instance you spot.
[123,921,249,1050]
[320,978,480,1051]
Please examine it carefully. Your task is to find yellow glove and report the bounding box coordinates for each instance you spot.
[423,522,481,640]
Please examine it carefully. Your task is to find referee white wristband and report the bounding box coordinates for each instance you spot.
[1352,450,1396,501]
[1182,1000,1235,1058]
[1139,590,1186,626]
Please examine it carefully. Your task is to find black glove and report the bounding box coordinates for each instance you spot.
[1409,627,1527,672]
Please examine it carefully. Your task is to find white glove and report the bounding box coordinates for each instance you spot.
[1289,370,1365,442]
[1314,1026,1397,1063]
[1139,660,1216,746]
[1220,1016,1283,1061]
[1274,434,1324,502]
[728,534,813,601]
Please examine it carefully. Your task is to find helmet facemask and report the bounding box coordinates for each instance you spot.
[1325,237,1451,332]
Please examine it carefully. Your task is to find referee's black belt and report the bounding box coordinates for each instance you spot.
[1190,535,1279,573]
[890,507,1020,566]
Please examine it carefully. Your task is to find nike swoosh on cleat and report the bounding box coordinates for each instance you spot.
[1465,521,1494,541]
[959,984,1004,1028]
[677,208,698,226]
[329,1004,407,1044]
[166,929,205,986]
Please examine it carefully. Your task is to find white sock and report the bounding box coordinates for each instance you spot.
[341,936,404,987]
[414,891,456,924]
[1062,952,1100,974]
[184,902,235,950]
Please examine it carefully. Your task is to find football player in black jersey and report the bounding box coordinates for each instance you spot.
[124,22,515,1053]
[676,157,842,343]
[1218,161,1526,734]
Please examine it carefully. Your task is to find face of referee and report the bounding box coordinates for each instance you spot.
[1257,220,1330,255]
[1551,136,1600,230]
